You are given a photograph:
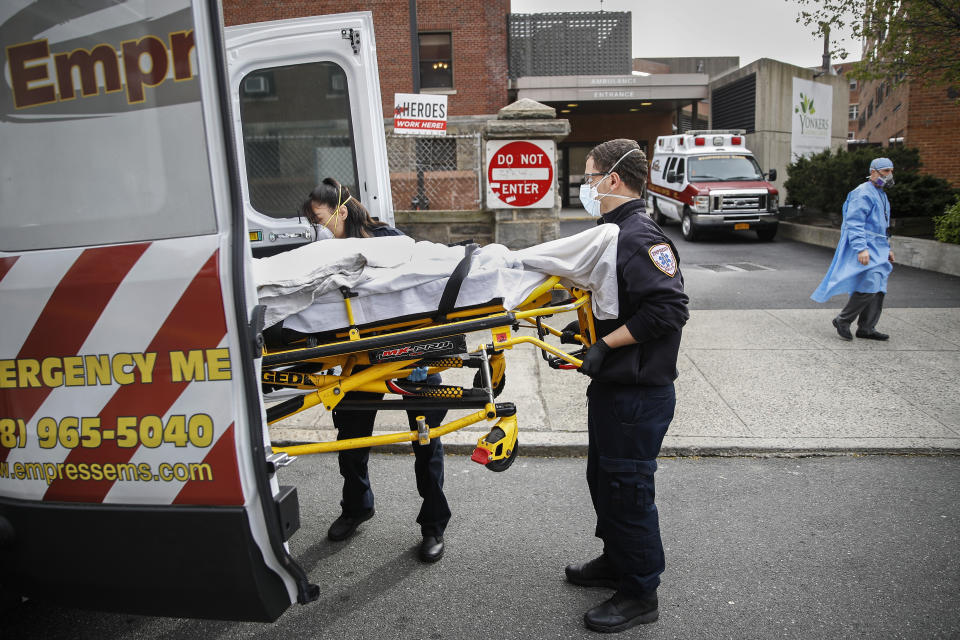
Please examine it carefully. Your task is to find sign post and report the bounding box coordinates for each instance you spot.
[485,139,556,209]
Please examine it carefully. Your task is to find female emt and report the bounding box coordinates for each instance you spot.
[301,177,449,563]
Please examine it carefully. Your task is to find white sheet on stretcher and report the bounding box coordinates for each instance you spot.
[254,224,620,332]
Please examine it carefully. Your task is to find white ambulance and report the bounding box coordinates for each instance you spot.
[646,130,780,241]
[0,1,389,621]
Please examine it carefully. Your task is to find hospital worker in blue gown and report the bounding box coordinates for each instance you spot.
[811,157,895,341]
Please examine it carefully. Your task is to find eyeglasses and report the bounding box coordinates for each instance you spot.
[580,171,607,185]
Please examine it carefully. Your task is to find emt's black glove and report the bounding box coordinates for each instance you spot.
[578,340,611,377]
[560,320,581,345]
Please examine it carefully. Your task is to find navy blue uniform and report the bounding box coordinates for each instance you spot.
[586,199,688,596]
[333,224,451,537]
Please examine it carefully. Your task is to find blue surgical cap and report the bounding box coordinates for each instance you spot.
[870,157,894,171]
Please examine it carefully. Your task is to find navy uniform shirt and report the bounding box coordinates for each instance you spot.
[593,198,689,386]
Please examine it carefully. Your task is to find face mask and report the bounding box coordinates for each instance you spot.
[579,148,642,217]
[579,177,607,217]
[314,224,334,241]
[318,186,352,233]
[874,174,894,188]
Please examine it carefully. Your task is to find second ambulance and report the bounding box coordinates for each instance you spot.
[646,130,780,241]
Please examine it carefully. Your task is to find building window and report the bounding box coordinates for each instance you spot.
[849,78,858,90]
[876,84,884,106]
[848,131,855,140]
[240,61,358,219]
[419,32,453,89]
[867,100,874,118]
[849,104,858,120]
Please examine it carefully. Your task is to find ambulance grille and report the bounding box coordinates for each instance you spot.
[712,194,766,212]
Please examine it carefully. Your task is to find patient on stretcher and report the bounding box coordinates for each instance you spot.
[254,223,621,342]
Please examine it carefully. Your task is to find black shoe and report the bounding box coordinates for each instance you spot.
[856,329,889,341]
[419,535,444,563]
[327,508,375,541]
[584,590,659,633]
[565,554,618,589]
[833,317,853,341]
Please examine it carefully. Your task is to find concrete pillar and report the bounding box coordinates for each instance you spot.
[484,98,570,249]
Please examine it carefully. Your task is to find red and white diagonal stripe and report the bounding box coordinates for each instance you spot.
[0,237,244,505]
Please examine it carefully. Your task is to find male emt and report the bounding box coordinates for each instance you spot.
[565,138,689,633]
[812,157,896,340]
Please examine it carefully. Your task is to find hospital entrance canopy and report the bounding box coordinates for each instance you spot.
[512,73,709,115]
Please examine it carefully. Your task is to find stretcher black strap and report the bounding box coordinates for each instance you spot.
[435,243,478,323]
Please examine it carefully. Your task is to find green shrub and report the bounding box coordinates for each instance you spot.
[934,196,960,244]
[784,146,956,218]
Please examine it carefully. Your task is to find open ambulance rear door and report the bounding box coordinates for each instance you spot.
[225,12,395,257]
[0,0,316,620]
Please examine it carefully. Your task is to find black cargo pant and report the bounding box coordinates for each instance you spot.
[586,381,676,596]
[332,373,451,537]
[837,291,885,332]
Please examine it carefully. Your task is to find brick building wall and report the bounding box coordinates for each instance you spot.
[855,78,910,146]
[221,1,510,119]
[905,83,960,187]
[853,77,960,187]
[834,62,860,140]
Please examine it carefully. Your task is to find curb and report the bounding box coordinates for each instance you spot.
[779,222,960,278]
[270,429,960,459]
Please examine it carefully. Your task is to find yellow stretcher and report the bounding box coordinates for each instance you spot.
[260,276,597,471]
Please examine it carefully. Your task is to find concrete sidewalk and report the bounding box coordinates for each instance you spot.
[268,306,960,456]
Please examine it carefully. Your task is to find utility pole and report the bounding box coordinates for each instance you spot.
[409,0,429,210]
[821,22,832,75]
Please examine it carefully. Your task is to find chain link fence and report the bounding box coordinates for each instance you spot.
[244,133,357,218]
[385,133,482,211]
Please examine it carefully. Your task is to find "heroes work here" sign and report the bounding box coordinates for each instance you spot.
[394,93,447,135]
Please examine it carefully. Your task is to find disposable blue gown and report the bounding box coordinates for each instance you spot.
[811,181,892,303]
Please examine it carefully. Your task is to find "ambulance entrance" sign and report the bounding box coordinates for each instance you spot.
[486,139,555,208]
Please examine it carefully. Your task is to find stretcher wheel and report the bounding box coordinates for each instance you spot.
[473,371,506,398]
[485,439,518,472]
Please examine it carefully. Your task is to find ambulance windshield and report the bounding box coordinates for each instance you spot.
[688,155,764,182]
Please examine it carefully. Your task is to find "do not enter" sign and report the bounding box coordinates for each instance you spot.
[485,139,556,208]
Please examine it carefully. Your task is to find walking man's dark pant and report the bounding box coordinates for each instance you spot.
[837,291,885,332]
[333,373,451,537]
[586,381,676,597]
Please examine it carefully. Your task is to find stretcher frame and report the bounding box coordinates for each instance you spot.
[261,276,597,470]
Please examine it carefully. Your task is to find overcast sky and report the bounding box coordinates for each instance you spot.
[510,0,861,69]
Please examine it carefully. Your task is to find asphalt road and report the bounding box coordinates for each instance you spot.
[559,217,960,310]
[4,454,959,639]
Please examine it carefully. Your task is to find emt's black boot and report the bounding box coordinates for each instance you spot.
[565,554,618,589]
[856,329,889,340]
[327,508,375,541]
[833,317,853,341]
[584,590,659,633]
[419,535,444,563]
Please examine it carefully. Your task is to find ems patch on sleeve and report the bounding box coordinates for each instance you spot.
[648,243,678,277]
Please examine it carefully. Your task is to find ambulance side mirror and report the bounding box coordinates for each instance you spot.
[666,170,677,183]
[767,168,777,181]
